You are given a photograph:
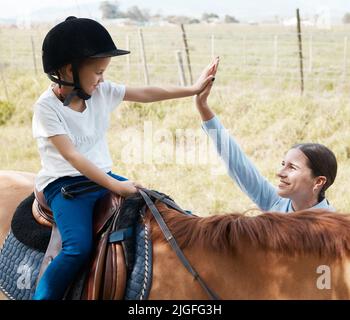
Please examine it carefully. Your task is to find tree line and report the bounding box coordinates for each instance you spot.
[99,1,239,24]
[343,13,350,24]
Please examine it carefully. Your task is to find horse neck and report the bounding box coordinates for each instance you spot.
[150,226,350,299]
[146,201,350,299]
[196,243,350,299]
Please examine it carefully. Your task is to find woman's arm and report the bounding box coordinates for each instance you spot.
[202,117,279,211]
[195,61,279,211]
[194,89,215,121]
[123,57,219,103]
[48,135,139,197]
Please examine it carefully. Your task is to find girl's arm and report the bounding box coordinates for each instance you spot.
[124,85,199,103]
[48,135,139,197]
[123,57,219,103]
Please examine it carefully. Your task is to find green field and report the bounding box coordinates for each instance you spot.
[1,23,350,214]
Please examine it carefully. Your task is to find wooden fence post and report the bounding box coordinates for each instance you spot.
[138,28,149,85]
[296,8,304,95]
[180,24,193,85]
[0,64,10,101]
[242,35,247,66]
[30,35,38,76]
[176,50,187,86]
[126,35,130,78]
[273,35,278,73]
[343,36,348,80]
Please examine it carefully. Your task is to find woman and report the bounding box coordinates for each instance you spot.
[196,58,337,212]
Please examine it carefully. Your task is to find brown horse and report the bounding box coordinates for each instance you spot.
[1,170,350,300]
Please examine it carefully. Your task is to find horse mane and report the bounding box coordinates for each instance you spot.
[149,202,350,258]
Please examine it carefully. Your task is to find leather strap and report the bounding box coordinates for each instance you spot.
[142,189,193,216]
[61,181,104,199]
[139,189,220,300]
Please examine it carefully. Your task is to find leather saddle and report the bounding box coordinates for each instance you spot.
[32,188,130,300]
[31,187,220,300]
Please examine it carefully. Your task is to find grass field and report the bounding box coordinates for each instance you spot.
[1,23,350,214]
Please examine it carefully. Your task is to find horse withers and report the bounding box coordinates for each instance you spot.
[1,170,350,300]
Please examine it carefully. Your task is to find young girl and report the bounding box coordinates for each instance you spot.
[196,58,337,212]
[32,16,216,300]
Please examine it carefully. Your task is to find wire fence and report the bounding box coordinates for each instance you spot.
[1,24,350,98]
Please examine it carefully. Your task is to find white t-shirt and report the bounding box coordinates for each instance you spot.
[32,80,126,191]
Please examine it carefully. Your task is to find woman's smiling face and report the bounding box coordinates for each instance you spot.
[276,148,319,201]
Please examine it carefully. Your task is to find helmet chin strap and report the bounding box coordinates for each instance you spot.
[48,61,91,106]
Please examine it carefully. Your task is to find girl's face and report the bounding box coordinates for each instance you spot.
[60,57,111,95]
[276,148,324,202]
[78,57,111,95]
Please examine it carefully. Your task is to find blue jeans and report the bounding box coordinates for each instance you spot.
[32,172,127,300]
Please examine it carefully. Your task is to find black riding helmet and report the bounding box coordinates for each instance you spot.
[42,16,130,105]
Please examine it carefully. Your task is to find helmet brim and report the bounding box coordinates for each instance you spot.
[91,49,130,58]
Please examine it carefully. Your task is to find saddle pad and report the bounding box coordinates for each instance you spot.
[124,222,153,300]
[0,231,44,300]
[0,224,152,300]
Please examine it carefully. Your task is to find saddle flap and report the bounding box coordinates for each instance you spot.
[93,193,123,235]
[83,193,129,300]
[114,243,127,299]
[84,226,111,300]
[101,242,127,300]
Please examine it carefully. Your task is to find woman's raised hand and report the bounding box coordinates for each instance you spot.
[192,56,220,94]
[195,57,219,108]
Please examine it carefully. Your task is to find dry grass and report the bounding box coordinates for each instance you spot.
[1,24,350,214]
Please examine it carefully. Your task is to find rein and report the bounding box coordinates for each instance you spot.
[138,189,221,300]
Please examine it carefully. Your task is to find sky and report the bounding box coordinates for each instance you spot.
[1,0,350,22]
